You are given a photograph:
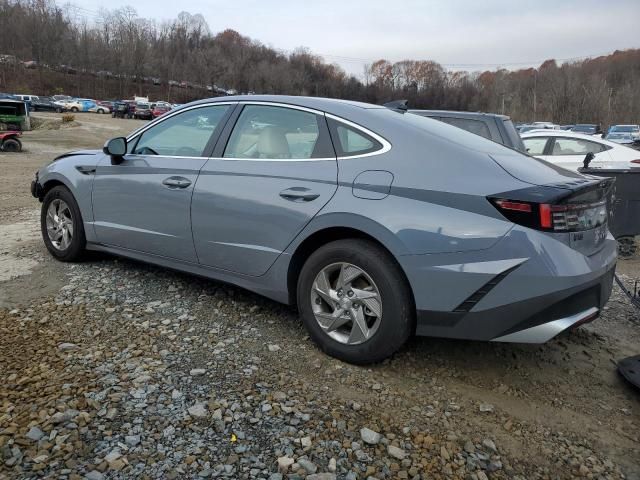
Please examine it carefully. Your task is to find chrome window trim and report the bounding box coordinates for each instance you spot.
[325,113,392,159]
[236,101,325,116]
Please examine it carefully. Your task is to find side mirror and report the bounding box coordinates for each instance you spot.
[583,152,595,169]
[103,137,127,164]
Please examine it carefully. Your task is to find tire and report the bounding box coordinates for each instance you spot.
[2,138,21,152]
[56,108,62,113]
[97,109,104,114]
[71,107,79,112]
[297,239,414,364]
[41,186,86,261]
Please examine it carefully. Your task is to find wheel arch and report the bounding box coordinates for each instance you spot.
[286,223,415,318]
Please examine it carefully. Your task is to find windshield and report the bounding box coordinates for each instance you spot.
[611,125,637,133]
[572,125,596,133]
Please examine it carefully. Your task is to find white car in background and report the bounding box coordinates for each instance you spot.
[521,130,640,171]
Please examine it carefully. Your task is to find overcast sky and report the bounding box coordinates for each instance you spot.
[69,0,640,77]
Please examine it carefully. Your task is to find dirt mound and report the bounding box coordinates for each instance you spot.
[30,116,79,130]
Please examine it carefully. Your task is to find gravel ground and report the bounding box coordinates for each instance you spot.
[0,114,639,479]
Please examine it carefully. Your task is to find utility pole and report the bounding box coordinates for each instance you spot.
[533,70,537,122]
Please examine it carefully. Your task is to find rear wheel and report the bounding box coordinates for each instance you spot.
[297,239,414,364]
[41,186,86,261]
[71,107,79,112]
[2,138,21,152]
[617,236,637,258]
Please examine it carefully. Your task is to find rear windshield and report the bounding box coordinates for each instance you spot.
[572,125,596,133]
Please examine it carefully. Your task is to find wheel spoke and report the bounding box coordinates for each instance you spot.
[353,288,382,317]
[315,309,350,332]
[348,307,369,344]
[313,269,337,305]
[337,264,363,289]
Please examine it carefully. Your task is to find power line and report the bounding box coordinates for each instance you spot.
[316,48,637,69]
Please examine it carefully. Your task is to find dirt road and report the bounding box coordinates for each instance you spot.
[0,113,638,479]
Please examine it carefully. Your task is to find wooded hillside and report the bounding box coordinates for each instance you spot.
[1,0,638,124]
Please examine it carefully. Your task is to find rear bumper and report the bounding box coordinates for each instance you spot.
[415,265,614,342]
[403,225,617,343]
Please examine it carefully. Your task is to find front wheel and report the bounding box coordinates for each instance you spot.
[1,138,21,152]
[41,186,86,261]
[297,239,414,364]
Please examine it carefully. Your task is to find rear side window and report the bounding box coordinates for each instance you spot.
[523,137,548,155]
[438,117,492,140]
[328,119,383,157]
[224,105,333,160]
[551,138,607,155]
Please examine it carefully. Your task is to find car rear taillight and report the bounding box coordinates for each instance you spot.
[631,159,640,165]
[491,198,607,232]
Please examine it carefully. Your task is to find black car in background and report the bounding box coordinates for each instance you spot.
[31,97,63,113]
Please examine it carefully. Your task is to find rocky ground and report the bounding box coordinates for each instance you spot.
[0,114,639,479]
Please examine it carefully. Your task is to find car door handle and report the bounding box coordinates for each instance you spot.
[279,187,320,202]
[162,176,192,189]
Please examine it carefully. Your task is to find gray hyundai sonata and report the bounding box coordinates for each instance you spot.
[31,95,616,364]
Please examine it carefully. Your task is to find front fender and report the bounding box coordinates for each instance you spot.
[37,152,103,242]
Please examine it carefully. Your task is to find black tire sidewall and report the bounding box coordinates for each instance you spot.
[297,239,413,364]
[2,139,20,152]
[41,186,86,261]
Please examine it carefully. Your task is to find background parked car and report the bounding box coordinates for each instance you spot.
[521,130,640,170]
[133,102,153,120]
[408,109,526,152]
[608,124,640,140]
[64,98,97,112]
[31,97,63,112]
[570,124,602,136]
[89,101,111,114]
[112,101,133,119]
[152,105,171,118]
[604,132,639,147]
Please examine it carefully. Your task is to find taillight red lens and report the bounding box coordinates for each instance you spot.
[631,159,640,164]
[539,204,552,228]
[494,200,532,212]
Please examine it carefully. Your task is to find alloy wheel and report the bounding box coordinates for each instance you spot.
[46,199,74,250]
[310,262,382,345]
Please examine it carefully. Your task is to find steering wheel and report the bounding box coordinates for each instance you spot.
[136,146,159,156]
[174,146,200,157]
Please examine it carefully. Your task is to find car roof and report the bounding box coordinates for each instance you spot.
[408,109,509,120]
[187,95,385,116]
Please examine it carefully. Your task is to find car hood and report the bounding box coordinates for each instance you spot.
[52,149,101,162]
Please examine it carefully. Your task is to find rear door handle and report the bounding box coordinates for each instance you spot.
[162,176,192,189]
[279,187,320,202]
